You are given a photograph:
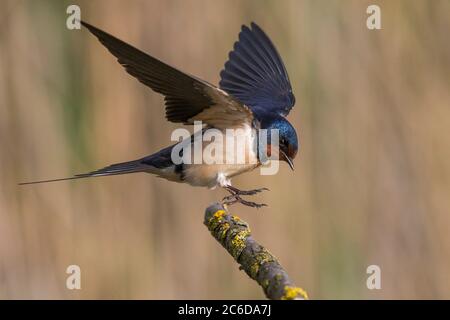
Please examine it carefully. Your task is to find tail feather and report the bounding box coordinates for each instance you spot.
[19,159,145,186]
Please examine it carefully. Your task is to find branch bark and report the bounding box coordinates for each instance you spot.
[204,203,308,300]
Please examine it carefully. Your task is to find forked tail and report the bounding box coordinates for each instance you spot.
[19,159,145,185]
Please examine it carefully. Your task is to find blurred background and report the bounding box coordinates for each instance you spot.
[1,0,450,299]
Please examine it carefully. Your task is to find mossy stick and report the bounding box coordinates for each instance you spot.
[204,203,308,300]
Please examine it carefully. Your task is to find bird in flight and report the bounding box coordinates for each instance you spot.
[20,21,298,208]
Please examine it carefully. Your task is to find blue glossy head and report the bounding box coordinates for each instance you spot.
[259,115,299,170]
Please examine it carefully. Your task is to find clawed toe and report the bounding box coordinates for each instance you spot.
[221,195,267,209]
[221,187,268,209]
[225,186,270,196]
[222,194,238,203]
[240,187,269,196]
[239,199,267,209]
[221,194,239,206]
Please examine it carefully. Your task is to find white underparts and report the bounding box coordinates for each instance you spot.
[216,172,231,188]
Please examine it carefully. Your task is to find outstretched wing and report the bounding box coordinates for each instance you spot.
[81,21,253,129]
[219,22,295,117]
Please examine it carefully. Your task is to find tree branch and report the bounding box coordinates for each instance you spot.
[204,203,308,300]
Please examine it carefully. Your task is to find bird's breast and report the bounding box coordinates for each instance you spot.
[181,125,259,188]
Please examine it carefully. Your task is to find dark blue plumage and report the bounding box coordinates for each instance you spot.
[220,22,295,117]
[261,115,298,150]
[219,22,298,171]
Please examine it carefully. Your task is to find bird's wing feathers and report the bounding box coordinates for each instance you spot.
[81,21,253,129]
[219,22,295,117]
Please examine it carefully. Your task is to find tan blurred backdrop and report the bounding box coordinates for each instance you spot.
[1,0,450,299]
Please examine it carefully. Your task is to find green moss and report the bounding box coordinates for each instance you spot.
[262,279,270,290]
[250,262,260,279]
[230,229,250,259]
[220,222,230,241]
[231,215,251,232]
[249,250,275,279]
[207,209,227,231]
[206,207,308,300]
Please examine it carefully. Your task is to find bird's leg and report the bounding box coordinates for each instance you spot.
[222,194,267,209]
[222,186,268,209]
[237,198,267,209]
[221,188,241,205]
[221,194,241,206]
[225,185,269,196]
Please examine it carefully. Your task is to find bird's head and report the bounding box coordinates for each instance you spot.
[260,116,298,170]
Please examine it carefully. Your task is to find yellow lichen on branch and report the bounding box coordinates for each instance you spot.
[282,286,309,300]
[204,203,308,300]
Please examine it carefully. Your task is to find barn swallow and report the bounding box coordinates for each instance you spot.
[20,21,298,208]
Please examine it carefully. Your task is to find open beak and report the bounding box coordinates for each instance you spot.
[280,150,295,171]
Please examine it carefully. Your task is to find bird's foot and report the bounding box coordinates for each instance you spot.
[225,186,269,196]
[238,198,267,209]
[222,194,267,209]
